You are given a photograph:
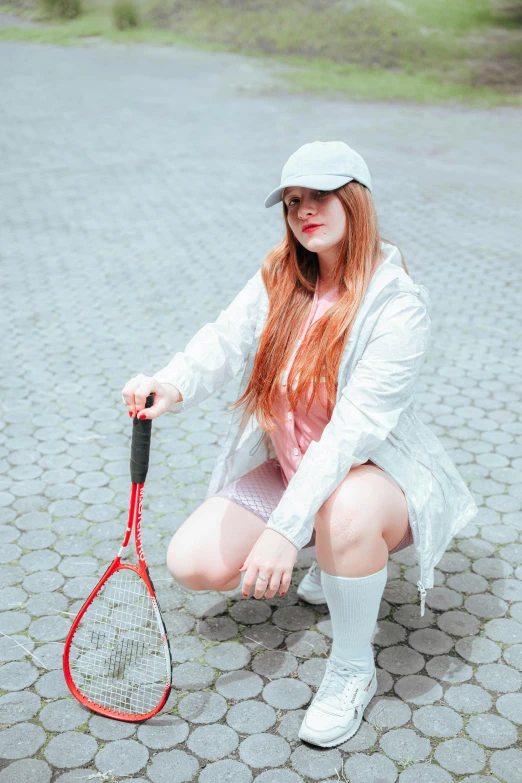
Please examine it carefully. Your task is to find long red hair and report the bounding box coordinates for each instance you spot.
[227,181,408,432]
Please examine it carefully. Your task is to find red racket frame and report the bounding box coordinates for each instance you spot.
[63,400,171,722]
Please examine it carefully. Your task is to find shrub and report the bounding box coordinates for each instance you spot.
[497,1,522,23]
[112,0,140,29]
[40,0,82,19]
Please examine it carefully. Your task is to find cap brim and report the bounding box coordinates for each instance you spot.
[264,174,355,208]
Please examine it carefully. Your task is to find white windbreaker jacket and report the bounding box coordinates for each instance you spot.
[153,242,478,616]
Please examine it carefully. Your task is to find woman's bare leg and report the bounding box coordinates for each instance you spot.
[166,497,266,591]
[315,462,409,577]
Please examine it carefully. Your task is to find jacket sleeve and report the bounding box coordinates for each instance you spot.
[264,290,432,550]
[153,269,263,413]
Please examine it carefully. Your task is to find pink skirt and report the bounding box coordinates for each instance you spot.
[213,456,414,553]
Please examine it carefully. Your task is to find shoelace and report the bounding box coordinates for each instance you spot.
[314,657,368,712]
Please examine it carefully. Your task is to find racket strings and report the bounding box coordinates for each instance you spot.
[69,569,169,716]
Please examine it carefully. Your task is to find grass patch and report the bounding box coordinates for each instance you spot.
[112,0,139,30]
[40,0,82,19]
[0,0,520,105]
[0,4,172,43]
[267,55,520,106]
[147,0,487,69]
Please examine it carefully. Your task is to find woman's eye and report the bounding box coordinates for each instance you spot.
[286,190,326,207]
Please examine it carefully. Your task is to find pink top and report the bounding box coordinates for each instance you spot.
[271,279,342,488]
[271,259,388,487]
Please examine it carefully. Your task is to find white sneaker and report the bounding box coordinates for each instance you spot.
[297,561,326,604]
[298,655,377,747]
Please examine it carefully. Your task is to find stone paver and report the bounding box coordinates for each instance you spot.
[94,739,149,775]
[199,759,252,782]
[0,759,52,783]
[379,727,431,762]
[344,752,398,782]
[0,691,41,724]
[497,692,522,724]
[490,748,522,783]
[39,698,89,731]
[147,749,199,783]
[0,36,521,783]
[291,744,342,779]
[43,732,98,768]
[412,704,463,738]
[434,738,486,775]
[137,715,190,748]
[0,722,46,759]
[186,724,239,761]
[226,700,277,734]
[239,733,291,768]
[466,713,518,748]
[178,691,228,724]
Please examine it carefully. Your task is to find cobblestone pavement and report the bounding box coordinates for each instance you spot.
[1,40,522,783]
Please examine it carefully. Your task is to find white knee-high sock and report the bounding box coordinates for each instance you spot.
[320,564,388,672]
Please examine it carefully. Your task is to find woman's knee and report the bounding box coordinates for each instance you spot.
[166,535,201,589]
[165,500,247,591]
[164,495,267,591]
[166,534,232,591]
[315,507,372,554]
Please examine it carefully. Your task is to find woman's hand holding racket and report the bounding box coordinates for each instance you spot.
[239,529,298,601]
[122,374,182,419]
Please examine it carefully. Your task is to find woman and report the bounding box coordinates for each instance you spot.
[122,141,478,748]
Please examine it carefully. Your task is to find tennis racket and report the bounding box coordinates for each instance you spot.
[63,392,172,721]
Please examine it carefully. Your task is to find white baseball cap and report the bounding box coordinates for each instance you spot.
[264,140,372,208]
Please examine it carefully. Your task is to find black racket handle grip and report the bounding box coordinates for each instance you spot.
[130,392,154,484]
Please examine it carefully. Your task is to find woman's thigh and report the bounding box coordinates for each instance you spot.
[315,460,410,555]
[166,497,266,590]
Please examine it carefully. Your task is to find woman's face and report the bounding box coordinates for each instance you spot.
[283,187,347,259]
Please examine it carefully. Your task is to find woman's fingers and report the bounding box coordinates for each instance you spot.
[264,571,284,600]
[121,375,165,419]
[278,569,292,597]
[121,377,140,415]
[241,565,259,599]
[122,374,149,416]
[254,571,279,600]
[242,568,283,600]
[239,529,298,601]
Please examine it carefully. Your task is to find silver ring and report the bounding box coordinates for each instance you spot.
[257,575,269,582]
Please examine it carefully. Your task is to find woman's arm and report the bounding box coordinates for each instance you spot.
[153,269,263,413]
[264,289,432,550]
